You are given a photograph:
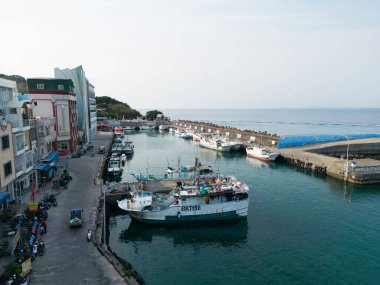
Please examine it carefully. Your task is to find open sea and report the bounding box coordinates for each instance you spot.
[155,108,380,136]
[108,109,380,285]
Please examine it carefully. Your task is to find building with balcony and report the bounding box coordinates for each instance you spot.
[54,66,96,144]
[0,78,36,203]
[29,116,56,160]
[27,78,79,155]
[0,79,16,205]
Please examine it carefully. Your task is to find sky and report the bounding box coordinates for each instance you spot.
[1,0,379,109]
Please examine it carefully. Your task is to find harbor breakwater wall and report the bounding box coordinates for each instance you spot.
[172,120,380,184]
[278,138,380,184]
[172,120,280,147]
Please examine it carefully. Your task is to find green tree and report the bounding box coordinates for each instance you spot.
[145,110,163,121]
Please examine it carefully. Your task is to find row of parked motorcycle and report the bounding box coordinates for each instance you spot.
[0,193,59,284]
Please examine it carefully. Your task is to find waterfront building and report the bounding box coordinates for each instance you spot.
[1,78,36,202]
[54,66,97,144]
[27,78,79,155]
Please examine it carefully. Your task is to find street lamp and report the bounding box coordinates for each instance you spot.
[100,179,107,251]
[341,135,350,180]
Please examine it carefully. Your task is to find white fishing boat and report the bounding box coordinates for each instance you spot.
[199,137,232,152]
[113,137,123,144]
[124,141,134,155]
[111,143,125,155]
[117,175,249,224]
[139,124,156,130]
[246,146,278,161]
[108,156,122,177]
[179,131,193,139]
[120,153,127,166]
[169,128,175,134]
[123,126,135,131]
[222,137,244,152]
[192,133,204,142]
[159,125,169,131]
[174,129,181,136]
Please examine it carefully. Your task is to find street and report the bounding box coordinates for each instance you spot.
[30,133,126,285]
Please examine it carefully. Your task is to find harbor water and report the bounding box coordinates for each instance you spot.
[108,128,380,285]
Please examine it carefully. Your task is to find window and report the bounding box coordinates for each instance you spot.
[1,135,9,149]
[4,161,12,177]
[37,84,44,90]
[58,85,64,91]
[10,108,17,114]
[61,143,68,150]
[34,102,38,106]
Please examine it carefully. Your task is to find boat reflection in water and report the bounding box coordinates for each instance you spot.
[199,147,246,159]
[246,156,278,169]
[119,218,248,247]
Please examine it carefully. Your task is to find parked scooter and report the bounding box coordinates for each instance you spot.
[87,229,92,242]
[71,152,80,158]
[36,209,48,220]
[37,238,45,256]
[43,194,57,207]
[38,201,50,211]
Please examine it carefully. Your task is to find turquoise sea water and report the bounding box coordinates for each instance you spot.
[108,129,380,285]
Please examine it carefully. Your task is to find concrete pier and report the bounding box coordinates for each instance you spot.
[278,138,380,184]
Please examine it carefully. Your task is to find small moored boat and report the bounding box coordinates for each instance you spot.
[246,146,278,161]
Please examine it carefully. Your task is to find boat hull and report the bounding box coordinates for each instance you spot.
[199,143,232,152]
[127,200,248,224]
[246,153,277,161]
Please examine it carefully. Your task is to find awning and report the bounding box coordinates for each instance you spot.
[41,151,59,164]
[34,163,51,172]
[0,192,10,204]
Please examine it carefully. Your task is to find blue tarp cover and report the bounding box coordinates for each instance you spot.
[41,151,59,164]
[34,163,51,172]
[0,192,10,204]
[278,134,380,149]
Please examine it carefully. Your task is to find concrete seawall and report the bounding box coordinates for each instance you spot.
[172,120,280,147]
[94,132,141,284]
[278,138,380,184]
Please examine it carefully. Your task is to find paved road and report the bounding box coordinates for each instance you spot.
[31,133,126,285]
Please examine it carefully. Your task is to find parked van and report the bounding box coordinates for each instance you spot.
[69,208,83,228]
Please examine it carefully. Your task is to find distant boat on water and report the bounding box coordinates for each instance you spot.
[199,137,232,152]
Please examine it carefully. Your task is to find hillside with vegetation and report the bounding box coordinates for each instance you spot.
[96,96,142,119]
[0,74,27,93]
